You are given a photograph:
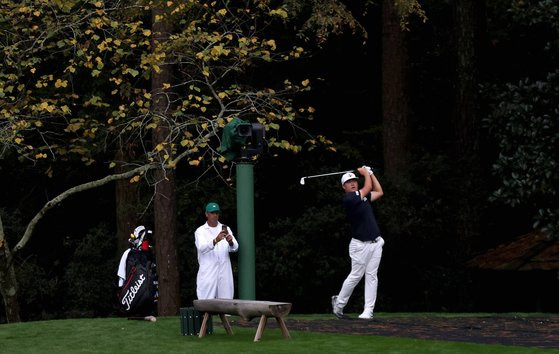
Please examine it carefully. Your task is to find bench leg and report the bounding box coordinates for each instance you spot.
[275,317,291,339]
[219,313,234,335]
[254,315,268,342]
[198,312,210,338]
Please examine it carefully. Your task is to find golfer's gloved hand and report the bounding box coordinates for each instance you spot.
[362,165,374,176]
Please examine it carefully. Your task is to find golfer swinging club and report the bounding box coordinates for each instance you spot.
[332,165,384,320]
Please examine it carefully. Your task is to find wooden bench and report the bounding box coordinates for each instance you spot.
[193,299,292,342]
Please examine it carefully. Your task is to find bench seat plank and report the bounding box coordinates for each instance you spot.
[193,299,292,341]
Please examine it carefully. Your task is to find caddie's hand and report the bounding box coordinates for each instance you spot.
[225,234,234,245]
[214,232,225,244]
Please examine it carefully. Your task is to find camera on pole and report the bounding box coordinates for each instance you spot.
[219,118,266,161]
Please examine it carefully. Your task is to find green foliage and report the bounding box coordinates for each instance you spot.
[482,0,559,238]
[60,223,118,318]
[14,222,119,320]
[0,0,325,179]
[255,204,348,310]
[15,258,60,321]
[483,71,559,237]
[282,0,427,44]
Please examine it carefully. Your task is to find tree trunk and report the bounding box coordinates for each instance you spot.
[151,5,180,316]
[382,0,410,179]
[115,145,141,253]
[452,0,486,256]
[0,217,21,323]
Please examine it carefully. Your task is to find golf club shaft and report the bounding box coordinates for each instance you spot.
[303,170,352,180]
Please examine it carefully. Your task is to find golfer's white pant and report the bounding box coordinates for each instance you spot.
[336,237,384,311]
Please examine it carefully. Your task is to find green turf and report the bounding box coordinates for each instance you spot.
[0,315,556,354]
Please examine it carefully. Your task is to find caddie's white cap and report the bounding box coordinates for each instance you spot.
[341,172,358,185]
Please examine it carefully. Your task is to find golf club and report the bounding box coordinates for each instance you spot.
[300,170,353,185]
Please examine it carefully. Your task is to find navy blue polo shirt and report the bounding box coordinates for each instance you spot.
[342,191,381,242]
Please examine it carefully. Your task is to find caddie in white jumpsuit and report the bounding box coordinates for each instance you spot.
[194,202,239,299]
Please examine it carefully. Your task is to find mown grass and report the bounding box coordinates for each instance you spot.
[0,314,556,354]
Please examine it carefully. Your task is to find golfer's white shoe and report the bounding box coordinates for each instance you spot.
[358,309,374,320]
[331,295,348,319]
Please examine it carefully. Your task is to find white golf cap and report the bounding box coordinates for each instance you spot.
[341,172,358,185]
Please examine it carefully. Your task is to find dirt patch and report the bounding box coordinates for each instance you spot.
[233,315,559,349]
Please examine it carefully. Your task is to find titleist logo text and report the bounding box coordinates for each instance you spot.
[121,274,145,310]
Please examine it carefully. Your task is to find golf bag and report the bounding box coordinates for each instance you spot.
[116,248,158,316]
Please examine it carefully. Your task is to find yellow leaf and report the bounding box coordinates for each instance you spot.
[109,162,116,168]
[55,79,68,88]
[155,143,164,152]
[189,160,200,166]
[269,9,288,19]
[35,121,43,127]
[94,1,103,8]
[201,123,208,129]
[302,79,310,87]
[266,39,277,50]
[143,29,151,36]
[163,83,171,89]
[217,9,227,16]
[130,175,140,183]
[218,92,227,99]
[15,137,22,144]
[202,69,210,77]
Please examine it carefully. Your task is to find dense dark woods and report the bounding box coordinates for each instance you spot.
[1,0,558,323]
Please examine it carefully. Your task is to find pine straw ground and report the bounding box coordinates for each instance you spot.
[232,314,559,349]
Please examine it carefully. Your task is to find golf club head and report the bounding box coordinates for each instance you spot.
[300,177,305,185]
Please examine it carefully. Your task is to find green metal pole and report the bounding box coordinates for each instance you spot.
[236,161,255,300]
